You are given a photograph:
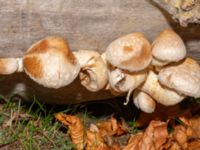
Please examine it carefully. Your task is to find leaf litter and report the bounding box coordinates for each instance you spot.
[55,101,200,150]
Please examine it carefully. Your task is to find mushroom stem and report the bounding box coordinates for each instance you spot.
[139,70,185,106]
[123,87,134,105]
[108,68,147,105]
[16,58,23,72]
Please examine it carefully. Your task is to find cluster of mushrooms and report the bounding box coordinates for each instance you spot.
[1,29,200,113]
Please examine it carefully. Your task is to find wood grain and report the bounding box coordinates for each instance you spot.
[0,0,199,103]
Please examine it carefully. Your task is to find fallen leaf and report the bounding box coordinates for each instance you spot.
[123,120,168,150]
[136,104,191,127]
[110,143,122,150]
[96,117,128,137]
[172,125,188,149]
[188,139,200,150]
[55,113,85,150]
[162,116,200,150]
[123,133,143,150]
[86,130,108,150]
[89,123,112,148]
[163,141,181,150]
[188,116,200,138]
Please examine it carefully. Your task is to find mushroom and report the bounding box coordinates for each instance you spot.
[133,89,156,113]
[0,58,23,74]
[139,70,185,106]
[23,36,80,89]
[104,33,152,104]
[151,28,186,67]
[105,33,152,72]
[158,57,200,98]
[73,50,108,92]
[108,68,147,104]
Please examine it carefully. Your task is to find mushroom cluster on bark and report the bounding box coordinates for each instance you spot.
[103,28,200,113]
[0,29,200,114]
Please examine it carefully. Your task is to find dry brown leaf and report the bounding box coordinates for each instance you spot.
[123,133,143,150]
[89,124,121,150]
[55,113,85,150]
[89,123,122,150]
[188,116,200,138]
[172,125,188,149]
[136,104,191,127]
[188,139,200,150]
[123,120,168,150]
[109,143,122,150]
[96,117,128,137]
[85,130,108,150]
[165,142,181,150]
[162,115,200,150]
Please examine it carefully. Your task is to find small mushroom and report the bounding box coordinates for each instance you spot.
[105,33,152,72]
[152,28,186,67]
[108,68,147,105]
[133,89,156,113]
[23,36,80,89]
[104,33,151,104]
[139,70,185,106]
[73,50,108,92]
[0,58,23,74]
[158,57,200,98]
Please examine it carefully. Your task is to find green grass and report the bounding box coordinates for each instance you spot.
[1,95,200,149]
[0,96,74,150]
[0,96,138,150]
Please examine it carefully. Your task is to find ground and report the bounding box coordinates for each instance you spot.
[0,95,200,149]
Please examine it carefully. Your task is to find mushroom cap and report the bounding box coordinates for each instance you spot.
[140,70,185,106]
[133,90,156,113]
[108,68,147,93]
[0,58,21,74]
[105,33,152,72]
[73,50,108,92]
[152,29,186,64]
[158,58,200,98]
[101,52,107,65]
[23,36,80,89]
[151,57,169,67]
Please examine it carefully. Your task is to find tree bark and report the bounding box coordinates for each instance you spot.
[0,0,199,104]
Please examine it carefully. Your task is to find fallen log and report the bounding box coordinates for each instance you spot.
[0,0,199,104]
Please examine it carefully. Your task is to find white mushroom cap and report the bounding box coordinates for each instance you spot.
[101,52,107,65]
[152,29,186,66]
[139,70,185,106]
[73,50,108,92]
[105,33,152,72]
[108,68,147,104]
[0,58,23,74]
[151,57,169,67]
[133,90,156,113]
[158,57,200,98]
[23,36,80,89]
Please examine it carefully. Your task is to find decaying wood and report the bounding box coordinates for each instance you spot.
[152,0,200,27]
[0,0,199,103]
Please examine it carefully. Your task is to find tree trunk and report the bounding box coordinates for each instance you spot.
[0,0,199,104]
